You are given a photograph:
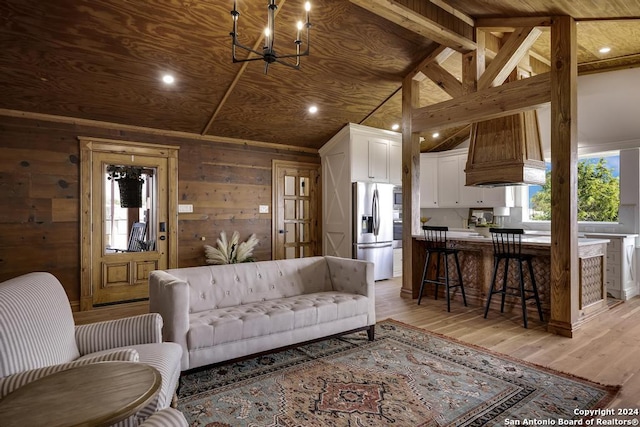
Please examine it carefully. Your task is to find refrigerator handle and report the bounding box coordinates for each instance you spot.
[357,243,393,249]
[372,188,379,235]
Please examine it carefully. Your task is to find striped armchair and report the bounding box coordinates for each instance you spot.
[0,272,184,426]
[140,408,188,427]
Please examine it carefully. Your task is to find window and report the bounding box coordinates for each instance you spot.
[527,151,620,222]
[104,166,157,252]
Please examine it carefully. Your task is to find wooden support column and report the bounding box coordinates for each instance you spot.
[401,76,421,297]
[462,29,485,94]
[547,16,579,337]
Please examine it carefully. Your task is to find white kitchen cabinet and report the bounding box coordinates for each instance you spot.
[583,233,638,300]
[419,154,438,207]
[350,131,400,184]
[389,139,402,186]
[421,149,514,208]
[437,155,461,207]
[458,156,484,206]
[393,247,403,277]
[351,134,388,182]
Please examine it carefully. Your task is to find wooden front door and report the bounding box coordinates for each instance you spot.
[80,138,178,309]
[272,160,320,260]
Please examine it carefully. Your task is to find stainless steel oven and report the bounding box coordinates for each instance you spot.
[393,220,402,248]
[393,186,402,210]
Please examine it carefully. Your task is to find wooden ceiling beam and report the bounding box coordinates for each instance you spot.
[478,27,544,90]
[530,49,551,67]
[476,17,553,30]
[412,72,551,132]
[578,53,640,75]
[428,0,474,26]
[421,62,464,98]
[348,0,476,53]
[434,47,457,65]
[409,44,450,81]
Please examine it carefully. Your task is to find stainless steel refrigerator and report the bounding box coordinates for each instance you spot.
[352,182,394,281]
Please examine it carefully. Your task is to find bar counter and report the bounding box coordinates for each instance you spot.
[410,233,610,332]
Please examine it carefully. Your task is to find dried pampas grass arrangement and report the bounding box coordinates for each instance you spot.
[204,231,258,264]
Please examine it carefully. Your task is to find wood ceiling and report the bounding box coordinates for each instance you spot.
[1,0,639,151]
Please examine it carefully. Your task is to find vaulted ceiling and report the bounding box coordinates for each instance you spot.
[1,0,639,151]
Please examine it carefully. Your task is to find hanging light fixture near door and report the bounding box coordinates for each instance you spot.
[230,0,311,74]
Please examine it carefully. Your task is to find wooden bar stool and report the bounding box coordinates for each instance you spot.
[418,225,467,312]
[483,228,544,328]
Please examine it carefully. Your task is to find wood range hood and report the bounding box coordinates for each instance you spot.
[465,110,546,187]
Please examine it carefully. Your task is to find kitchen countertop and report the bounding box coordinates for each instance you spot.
[582,232,639,238]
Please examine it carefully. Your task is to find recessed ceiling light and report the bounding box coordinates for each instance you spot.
[391,124,400,131]
[599,47,611,54]
[162,74,175,84]
[432,132,440,138]
[308,105,318,114]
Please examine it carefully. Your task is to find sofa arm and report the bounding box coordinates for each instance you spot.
[325,256,375,323]
[75,313,162,355]
[0,349,138,398]
[149,270,190,370]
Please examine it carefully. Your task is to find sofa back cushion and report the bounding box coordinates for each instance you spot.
[0,272,80,377]
[164,257,333,314]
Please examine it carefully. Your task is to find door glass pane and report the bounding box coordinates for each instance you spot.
[299,223,309,243]
[285,223,296,243]
[285,246,296,259]
[104,165,157,254]
[284,175,296,196]
[284,199,296,220]
[298,200,310,220]
[300,177,309,196]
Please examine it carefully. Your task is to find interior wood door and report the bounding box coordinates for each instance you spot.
[80,138,178,309]
[273,160,320,260]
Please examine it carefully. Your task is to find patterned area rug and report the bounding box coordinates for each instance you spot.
[178,319,620,426]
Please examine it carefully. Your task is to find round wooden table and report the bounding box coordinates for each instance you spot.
[0,361,161,427]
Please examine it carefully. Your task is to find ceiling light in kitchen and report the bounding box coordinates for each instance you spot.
[391,124,400,131]
[162,74,175,84]
[599,47,611,54]
[308,105,318,114]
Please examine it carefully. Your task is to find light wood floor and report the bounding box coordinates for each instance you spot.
[77,276,640,408]
[377,277,640,408]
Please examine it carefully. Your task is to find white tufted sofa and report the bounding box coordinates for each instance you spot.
[149,256,375,371]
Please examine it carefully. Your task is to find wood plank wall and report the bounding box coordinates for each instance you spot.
[0,115,319,306]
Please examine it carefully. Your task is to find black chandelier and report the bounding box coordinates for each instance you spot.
[230,0,311,74]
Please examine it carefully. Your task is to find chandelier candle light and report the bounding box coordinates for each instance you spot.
[230,0,311,74]
[229,0,311,74]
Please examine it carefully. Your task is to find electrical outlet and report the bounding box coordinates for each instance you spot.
[259,205,269,213]
[178,204,193,213]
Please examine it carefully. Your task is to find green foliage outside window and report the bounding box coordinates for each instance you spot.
[530,158,619,222]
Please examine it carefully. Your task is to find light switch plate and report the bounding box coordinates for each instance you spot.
[259,205,269,213]
[178,204,193,213]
